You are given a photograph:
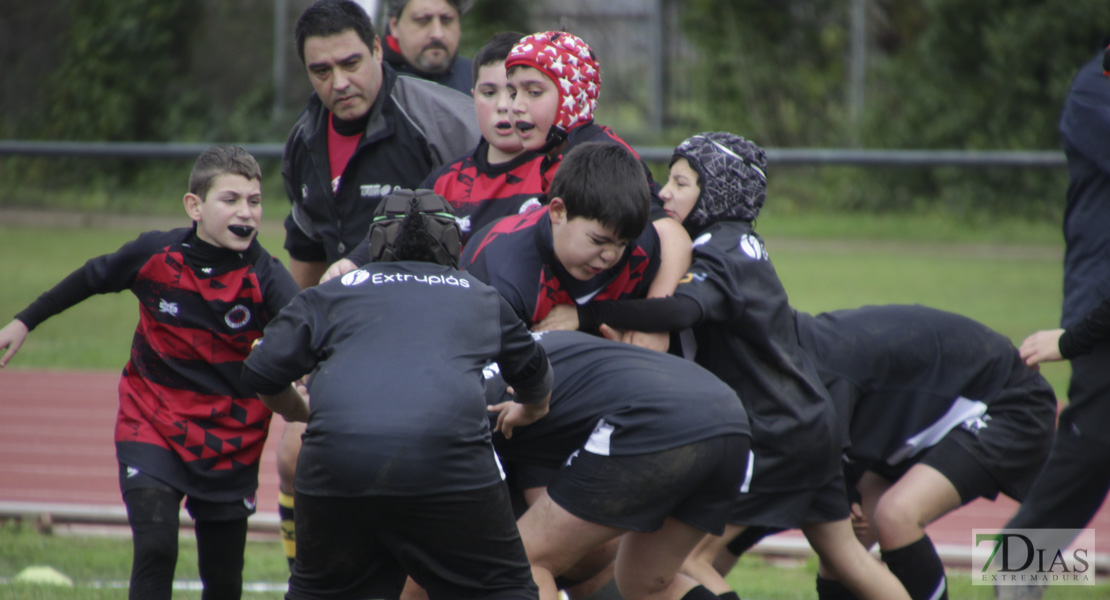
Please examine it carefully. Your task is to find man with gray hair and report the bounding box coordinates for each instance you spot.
[383,0,474,93]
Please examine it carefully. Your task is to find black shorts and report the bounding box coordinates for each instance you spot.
[865,374,1056,503]
[546,434,749,536]
[728,465,850,529]
[118,461,256,521]
[287,483,537,600]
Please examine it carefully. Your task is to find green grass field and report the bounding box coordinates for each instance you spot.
[0,206,1085,598]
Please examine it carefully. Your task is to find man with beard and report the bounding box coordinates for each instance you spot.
[384,0,474,93]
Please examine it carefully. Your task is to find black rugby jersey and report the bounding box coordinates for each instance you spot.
[794,304,1057,467]
[674,221,843,494]
[243,261,552,497]
[485,330,749,467]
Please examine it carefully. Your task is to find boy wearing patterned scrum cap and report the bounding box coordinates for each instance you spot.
[537,132,911,600]
[244,189,553,600]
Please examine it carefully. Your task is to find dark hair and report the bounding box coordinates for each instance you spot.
[385,0,471,20]
[295,0,378,64]
[548,142,650,241]
[189,146,261,200]
[471,31,524,84]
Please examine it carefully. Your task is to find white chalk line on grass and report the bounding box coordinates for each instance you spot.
[0,577,289,592]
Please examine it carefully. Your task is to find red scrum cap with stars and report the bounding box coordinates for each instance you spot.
[507,31,601,140]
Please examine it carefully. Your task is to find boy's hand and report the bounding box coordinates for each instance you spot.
[0,319,30,368]
[319,258,357,285]
[1019,329,1065,368]
[596,324,669,353]
[624,330,670,353]
[488,393,551,439]
[534,304,579,332]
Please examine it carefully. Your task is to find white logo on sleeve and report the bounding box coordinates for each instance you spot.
[457,215,471,234]
[159,299,179,317]
[738,234,767,260]
[692,232,712,248]
[341,270,371,287]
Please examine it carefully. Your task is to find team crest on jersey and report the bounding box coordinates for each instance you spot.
[456,215,472,233]
[243,493,257,511]
[738,234,767,260]
[159,298,179,317]
[519,198,542,214]
[341,270,371,287]
[360,183,393,198]
[224,305,251,329]
[692,232,712,248]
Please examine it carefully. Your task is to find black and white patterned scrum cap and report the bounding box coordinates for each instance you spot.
[672,132,767,229]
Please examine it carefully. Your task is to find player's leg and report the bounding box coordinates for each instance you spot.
[864,466,959,600]
[120,465,186,600]
[516,491,624,600]
[389,483,538,600]
[802,518,910,600]
[1006,349,1110,532]
[186,494,255,600]
[194,517,248,599]
[277,421,305,569]
[286,492,407,600]
[679,524,744,595]
[615,517,717,600]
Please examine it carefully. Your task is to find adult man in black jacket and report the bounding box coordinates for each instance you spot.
[282,0,478,289]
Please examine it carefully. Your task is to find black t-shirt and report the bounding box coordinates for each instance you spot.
[674,221,843,493]
[794,304,1056,465]
[485,330,749,467]
[243,261,552,497]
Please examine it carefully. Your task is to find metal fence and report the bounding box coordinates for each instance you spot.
[0,140,1067,169]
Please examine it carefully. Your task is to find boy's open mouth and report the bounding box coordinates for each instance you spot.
[228,225,255,238]
[515,121,535,132]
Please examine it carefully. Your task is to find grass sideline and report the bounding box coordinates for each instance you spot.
[0,207,1073,398]
[3,521,1108,599]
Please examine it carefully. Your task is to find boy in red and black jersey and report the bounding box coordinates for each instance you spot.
[460,142,660,328]
[420,31,546,244]
[0,146,300,600]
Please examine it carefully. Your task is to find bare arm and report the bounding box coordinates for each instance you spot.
[288,258,328,290]
[257,383,310,423]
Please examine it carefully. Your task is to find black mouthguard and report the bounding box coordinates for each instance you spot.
[228,225,255,238]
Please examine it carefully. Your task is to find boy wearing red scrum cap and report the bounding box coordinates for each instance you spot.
[505,31,692,349]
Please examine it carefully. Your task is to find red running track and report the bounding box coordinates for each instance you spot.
[3,368,1109,567]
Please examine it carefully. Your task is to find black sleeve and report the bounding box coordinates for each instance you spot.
[345,234,372,268]
[242,293,322,392]
[494,295,553,404]
[1059,294,1110,358]
[241,365,290,395]
[253,244,303,321]
[15,232,160,330]
[576,295,703,334]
